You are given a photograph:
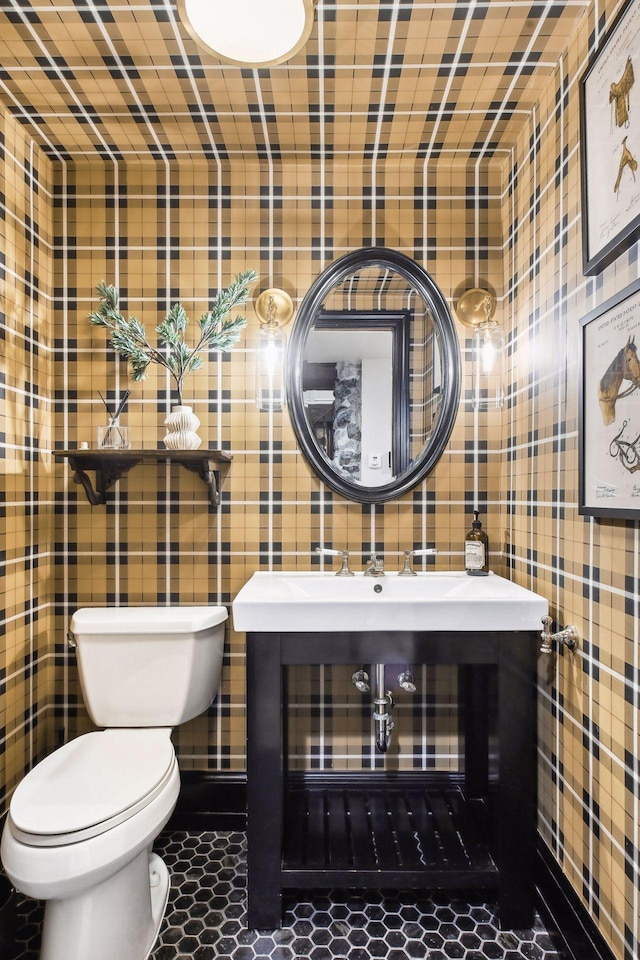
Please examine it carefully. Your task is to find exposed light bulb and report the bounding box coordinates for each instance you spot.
[256,326,287,411]
[262,335,281,376]
[471,320,505,409]
[481,335,496,375]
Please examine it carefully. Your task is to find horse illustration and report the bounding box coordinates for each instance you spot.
[614,136,638,194]
[610,56,634,128]
[598,335,640,425]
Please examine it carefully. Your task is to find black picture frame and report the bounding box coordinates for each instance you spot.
[580,0,640,275]
[579,276,640,518]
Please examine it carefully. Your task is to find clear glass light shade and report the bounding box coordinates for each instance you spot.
[178,0,315,66]
[256,325,287,411]
[471,321,505,409]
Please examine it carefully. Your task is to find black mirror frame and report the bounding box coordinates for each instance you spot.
[286,247,461,503]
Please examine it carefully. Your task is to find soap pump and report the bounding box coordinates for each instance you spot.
[465,510,489,576]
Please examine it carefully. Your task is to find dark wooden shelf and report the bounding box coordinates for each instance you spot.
[55,448,232,509]
[282,778,497,890]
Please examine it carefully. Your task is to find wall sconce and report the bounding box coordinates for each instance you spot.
[456,288,505,409]
[177,0,316,67]
[255,288,294,412]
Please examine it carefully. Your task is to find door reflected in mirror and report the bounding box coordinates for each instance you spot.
[303,322,396,487]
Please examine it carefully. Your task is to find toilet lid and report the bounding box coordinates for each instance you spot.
[10,729,176,845]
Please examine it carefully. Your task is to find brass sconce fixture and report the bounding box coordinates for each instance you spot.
[456,288,505,409]
[255,288,294,412]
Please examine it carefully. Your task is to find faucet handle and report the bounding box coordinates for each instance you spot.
[398,548,438,576]
[315,545,354,576]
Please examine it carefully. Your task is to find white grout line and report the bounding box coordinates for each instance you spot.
[423,0,478,171]
[0,80,65,163]
[27,138,36,770]
[8,0,117,160]
[370,0,401,245]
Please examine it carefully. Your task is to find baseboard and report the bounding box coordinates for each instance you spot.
[168,771,247,830]
[169,770,472,831]
[535,840,615,960]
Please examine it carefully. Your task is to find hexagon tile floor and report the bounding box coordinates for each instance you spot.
[7,830,567,960]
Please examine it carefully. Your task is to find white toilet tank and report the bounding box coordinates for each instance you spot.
[69,606,227,727]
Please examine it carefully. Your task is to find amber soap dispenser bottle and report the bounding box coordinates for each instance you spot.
[465,510,489,576]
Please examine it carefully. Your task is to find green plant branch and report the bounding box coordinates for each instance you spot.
[89,270,258,405]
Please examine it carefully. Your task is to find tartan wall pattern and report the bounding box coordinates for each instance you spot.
[0,105,56,815]
[1,5,639,958]
[51,154,505,777]
[504,2,640,959]
[0,0,589,162]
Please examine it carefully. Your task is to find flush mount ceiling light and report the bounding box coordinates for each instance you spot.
[177,0,316,67]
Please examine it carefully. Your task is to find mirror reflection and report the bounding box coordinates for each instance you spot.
[286,247,460,504]
[300,267,442,488]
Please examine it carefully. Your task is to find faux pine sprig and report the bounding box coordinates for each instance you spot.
[89,269,258,405]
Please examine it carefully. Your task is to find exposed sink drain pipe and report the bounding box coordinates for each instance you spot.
[373,664,394,753]
[352,665,418,752]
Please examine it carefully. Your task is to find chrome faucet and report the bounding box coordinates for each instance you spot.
[364,552,385,577]
[398,548,438,576]
[315,545,354,576]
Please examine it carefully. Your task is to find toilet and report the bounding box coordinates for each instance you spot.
[1,605,227,960]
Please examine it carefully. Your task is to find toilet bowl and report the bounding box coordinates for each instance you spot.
[1,606,227,960]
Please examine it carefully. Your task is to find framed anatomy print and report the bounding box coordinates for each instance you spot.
[579,277,640,518]
[580,0,640,275]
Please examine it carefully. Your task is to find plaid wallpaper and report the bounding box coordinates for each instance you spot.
[507,5,640,959]
[1,3,640,960]
[0,0,588,162]
[50,154,503,773]
[0,107,55,812]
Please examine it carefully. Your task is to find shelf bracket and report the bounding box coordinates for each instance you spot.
[67,455,142,505]
[180,458,221,508]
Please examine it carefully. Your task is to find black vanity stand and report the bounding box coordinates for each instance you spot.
[246,630,536,931]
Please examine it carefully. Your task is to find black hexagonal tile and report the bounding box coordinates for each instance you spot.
[2,830,566,960]
[291,936,314,955]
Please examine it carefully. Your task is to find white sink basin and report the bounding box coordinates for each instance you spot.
[232,570,548,633]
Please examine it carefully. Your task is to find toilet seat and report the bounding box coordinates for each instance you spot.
[9,729,176,847]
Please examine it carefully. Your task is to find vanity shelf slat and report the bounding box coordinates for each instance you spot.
[282,779,497,889]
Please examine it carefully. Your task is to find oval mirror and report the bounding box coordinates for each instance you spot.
[286,247,461,503]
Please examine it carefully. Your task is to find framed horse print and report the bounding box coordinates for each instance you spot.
[580,0,640,275]
[579,277,640,518]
